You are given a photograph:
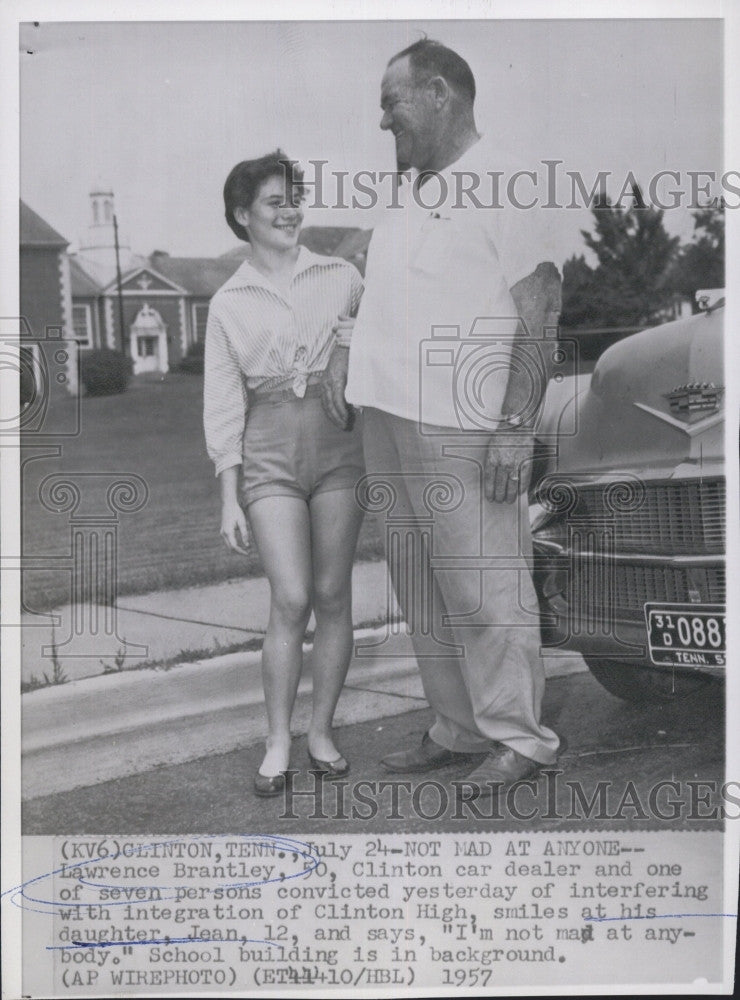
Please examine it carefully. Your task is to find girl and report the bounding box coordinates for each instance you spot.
[204,151,364,796]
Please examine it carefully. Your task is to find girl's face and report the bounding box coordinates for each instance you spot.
[234,174,304,252]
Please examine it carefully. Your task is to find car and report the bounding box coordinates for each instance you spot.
[531,292,725,702]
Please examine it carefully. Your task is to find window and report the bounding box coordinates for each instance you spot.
[192,303,209,342]
[137,336,157,358]
[72,304,92,347]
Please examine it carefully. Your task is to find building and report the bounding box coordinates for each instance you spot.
[70,250,239,375]
[66,184,371,376]
[20,187,371,385]
[66,184,236,374]
[19,200,76,395]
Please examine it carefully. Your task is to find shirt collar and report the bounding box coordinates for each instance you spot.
[220,245,326,293]
[404,134,487,186]
[401,135,529,218]
[397,136,491,214]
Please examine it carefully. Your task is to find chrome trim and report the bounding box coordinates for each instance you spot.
[532,539,565,554]
[531,542,723,567]
[632,402,724,436]
[532,469,725,491]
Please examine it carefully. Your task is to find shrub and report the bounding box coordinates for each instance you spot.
[80,349,134,396]
[179,339,205,375]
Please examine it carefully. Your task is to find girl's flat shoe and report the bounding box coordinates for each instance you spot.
[254,771,286,797]
[308,753,350,779]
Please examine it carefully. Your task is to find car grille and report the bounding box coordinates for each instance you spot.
[569,559,726,626]
[568,479,725,555]
[572,478,725,555]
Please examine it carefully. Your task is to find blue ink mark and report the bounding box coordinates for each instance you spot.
[47,936,282,951]
[585,912,737,922]
[2,834,319,916]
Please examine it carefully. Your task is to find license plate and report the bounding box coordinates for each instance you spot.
[645,603,725,667]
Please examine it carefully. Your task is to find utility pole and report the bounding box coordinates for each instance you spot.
[113,214,127,355]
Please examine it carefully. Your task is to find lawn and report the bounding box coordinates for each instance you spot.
[21,374,383,611]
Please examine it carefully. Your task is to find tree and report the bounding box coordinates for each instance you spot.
[668,202,725,310]
[560,185,680,328]
[560,254,599,328]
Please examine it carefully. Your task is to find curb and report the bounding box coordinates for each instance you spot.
[22,625,414,755]
[21,625,586,800]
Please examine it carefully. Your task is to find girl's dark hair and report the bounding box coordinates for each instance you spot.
[223,150,305,242]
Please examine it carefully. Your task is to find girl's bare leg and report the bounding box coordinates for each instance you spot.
[307,488,364,762]
[248,495,312,775]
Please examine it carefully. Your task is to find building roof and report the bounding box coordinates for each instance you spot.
[67,226,370,301]
[69,251,150,294]
[20,200,69,248]
[69,256,103,296]
[147,254,243,297]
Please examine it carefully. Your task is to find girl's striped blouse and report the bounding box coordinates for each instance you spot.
[203,246,363,475]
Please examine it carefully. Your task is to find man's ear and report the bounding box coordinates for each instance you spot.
[427,75,450,109]
[233,205,250,228]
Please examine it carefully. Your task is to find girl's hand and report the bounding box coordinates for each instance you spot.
[220,502,251,555]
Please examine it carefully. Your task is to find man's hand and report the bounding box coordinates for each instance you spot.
[321,342,351,429]
[220,501,251,555]
[333,314,355,346]
[484,428,535,504]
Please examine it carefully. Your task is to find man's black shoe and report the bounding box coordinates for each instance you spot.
[458,737,566,800]
[380,730,482,774]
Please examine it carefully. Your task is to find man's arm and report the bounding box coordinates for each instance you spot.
[321,314,356,430]
[321,341,351,429]
[484,262,562,503]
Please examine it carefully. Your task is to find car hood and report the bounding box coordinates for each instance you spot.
[554,307,724,475]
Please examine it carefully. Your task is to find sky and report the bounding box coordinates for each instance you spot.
[18,17,725,265]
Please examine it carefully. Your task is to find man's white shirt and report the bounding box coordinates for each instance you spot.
[345,137,560,429]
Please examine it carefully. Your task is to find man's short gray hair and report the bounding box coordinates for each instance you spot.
[389,38,476,103]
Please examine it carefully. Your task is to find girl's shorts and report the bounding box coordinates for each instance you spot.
[241,386,365,507]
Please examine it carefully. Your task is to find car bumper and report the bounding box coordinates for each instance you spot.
[533,545,726,677]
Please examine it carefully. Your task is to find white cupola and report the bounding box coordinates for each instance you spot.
[77,179,132,281]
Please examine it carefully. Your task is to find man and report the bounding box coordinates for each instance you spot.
[323,38,564,799]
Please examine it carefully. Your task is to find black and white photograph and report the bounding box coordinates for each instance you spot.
[2,1,738,995]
